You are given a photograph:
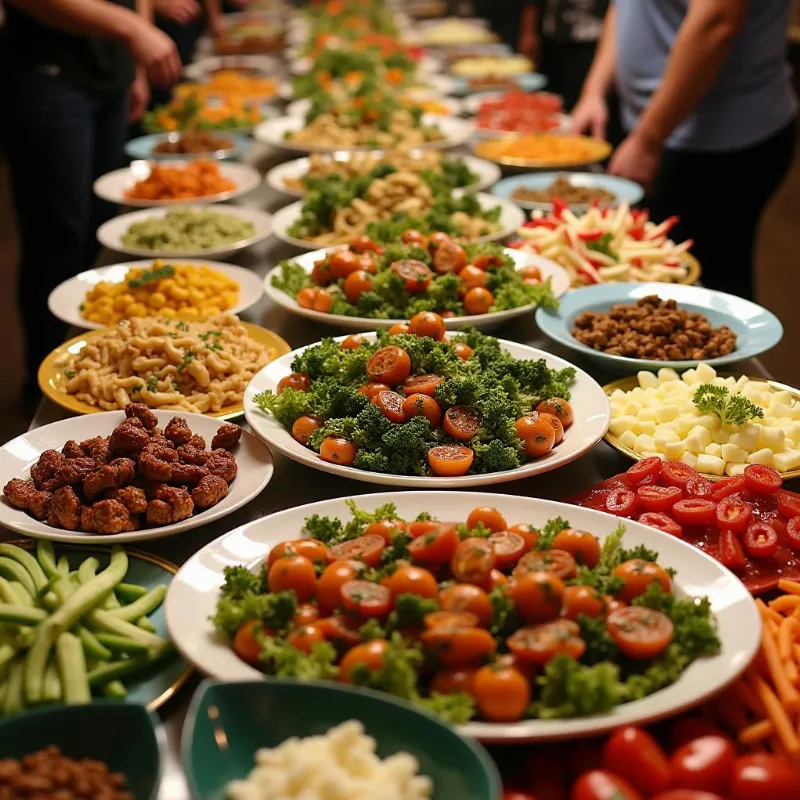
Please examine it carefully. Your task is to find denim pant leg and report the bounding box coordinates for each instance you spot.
[4,73,97,381]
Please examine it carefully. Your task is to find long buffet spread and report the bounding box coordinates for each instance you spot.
[2,2,799,799]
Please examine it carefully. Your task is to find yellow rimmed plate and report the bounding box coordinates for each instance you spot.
[602,374,800,482]
[472,134,613,170]
[38,322,290,420]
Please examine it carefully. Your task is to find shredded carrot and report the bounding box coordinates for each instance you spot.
[740,719,774,744]
[752,674,800,754]
[761,624,800,712]
[786,657,799,687]
[757,598,784,626]
[779,579,800,595]
[779,616,799,661]
[733,680,767,716]
[770,595,800,613]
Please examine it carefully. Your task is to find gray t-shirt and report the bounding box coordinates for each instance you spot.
[615,0,797,151]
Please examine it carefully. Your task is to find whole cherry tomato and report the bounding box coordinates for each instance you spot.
[602,726,671,796]
[729,754,800,800]
[670,735,736,794]
[571,770,644,800]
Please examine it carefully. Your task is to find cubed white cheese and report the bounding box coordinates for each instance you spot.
[635,434,656,454]
[788,423,800,442]
[747,448,775,466]
[681,368,700,386]
[725,462,747,477]
[680,451,699,468]
[676,417,698,437]
[609,416,639,437]
[657,368,680,384]
[721,443,749,464]
[734,375,750,393]
[610,388,627,401]
[637,371,658,389]
[619,430,638,450]
[626,401,643,416]
[639,420,657,435]
[665,441,686,460]
[696,363,717,383]
[685,435,705,455]
[730,424,761,452]
[687,425,712,448]
[656,405,680,423]
[697,454,726,476]
[759,426,786,452]
[638,407,658,423]
[786,438,796,451]
[769,402,794,421]
[771,390,793,406]
[704,443,723,458]
[695,414,721,431]
[774,450,800,472]
[713,428,732,445]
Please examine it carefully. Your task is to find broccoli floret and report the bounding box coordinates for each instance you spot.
[382,416,436,476]
[252,388,310,429]
[303,513,346,545]
[210,589,297,638]
[387,593,439,631]
[270,261,310,298]
[260,639,339,680]
[471,439,522,474]
[218,565,263,600]
[350,633,424,700]
[417,691,476,724]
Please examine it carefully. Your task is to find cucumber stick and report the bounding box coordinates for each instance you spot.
[0,544,48,591]
[55,632,91,705]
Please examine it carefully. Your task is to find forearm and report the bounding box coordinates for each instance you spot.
[136,0,154,23]
[6,0,136,40]
[635,0,747,146]
[580,5,617,99]
[205,0,223,32]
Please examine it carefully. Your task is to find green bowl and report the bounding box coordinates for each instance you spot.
[182,679,502,800]
[0,701,162,800]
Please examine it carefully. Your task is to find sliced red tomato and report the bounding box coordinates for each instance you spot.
[686,477,714,499]
[515,548,577,580]
[606,607,673,659]
[638,512,684,539]
[787,516,800,553]
[327,533,385,567]
[507,620,586,665]
[626,456,663,486]
[488,531,527,569]
[743,522,779,559]
[777,490,800,519]
[636,485,682,512]
[391,259,432,292]
[715,496,753,533]
[341,580,392,618]
[744,464,782,495]
[661,462,698,490]
[451,537,496,584]
[605,488,638,516]
[401,374,445,397]
[719,529,746,572]
[671,499,717,527]
[709,476,746,503]
[372,390,407,423]
[444,406,481,441]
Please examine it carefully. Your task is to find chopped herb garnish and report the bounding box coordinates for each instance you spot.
[127,264,175,288]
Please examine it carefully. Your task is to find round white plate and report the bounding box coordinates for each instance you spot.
[270,192,525,249]
[284,97,465,119]
[265,152,500,198]
[95,204,272,259]
[243,332,609,487]
[0,411,274,544]
[93,161,262,207]
[264,246,569,331]
[183,54,281,82]
[165,491,760,742]
[253,114,473,153]
[48,260,265,330]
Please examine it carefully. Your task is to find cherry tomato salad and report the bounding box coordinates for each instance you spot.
[211,501,719,724]
[253,321,577,477]
[271,234,557,320]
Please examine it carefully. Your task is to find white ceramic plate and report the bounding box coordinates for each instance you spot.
[96,204,272,259]
[265,153,500,198]
[264,246,570,331]
[48,260,265,330]
[284,97,465,119]
[243,332,609,487]
[0,411,274,544]
[183,54,281,82]
[93,161,262,207]
[253,114,473,153]
[165,491,760,742]
[270,192,525,249]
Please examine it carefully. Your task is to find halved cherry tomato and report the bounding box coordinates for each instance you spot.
[516,414,556,458]
[428,232,453,251]
[341,580,392,618]
[388,323,410,335]
[472,664,531,722]
[561,584,605,619]
[467,506,507,532]
[661,462,698,490]
[233,620,268,665]
[382,564,438,599]
[709,476,745,503]
[439,583,492,627]
[278,372,311,393]
[311,287,332,311]
[428,444,474,476]
[358,381,390,399]
[605,488,638,517]
[510,522,539,550]
[327,533,385,567]
[372,390,407,423]
[536,398,574,429]
[367,346,412,384]
[408,520,442,539]
[743,521,779,559]
[507,572,565,623]
[359,254,378,274]
[729,753,800,800]
[402,393,442,427]
[686,477,714,498]
[606,606,673,659]
[670,735,736,794]
[310,258,333,285]
[515,549,577,580]
[268,555,316,601]
[613,559,671,602]
[626,456,664,486]
[422,626,496,665]
[744,463,782,495]
[463,286,494,315]
[408,523,459,564]
[343,269,373,303]
[489,531,527,568]
[453,342,473,360]
[424,610,479,629]
[288,623,324,654]
[538,412,564,445]
[603,726,671,796]
[391,259,432,292]
[401,229,428,247]
[472,253,504,270]
[329,249,362,278]
[430,667,477,695]
[672,499,717,527]
[401,374,445,396]
[787,516,800,553]
[340,334,364,350]
[638,512,684,539]
[637,485,682,512]
[507,619,585,665]
[719,529,746,571]
[291,414,322,445]
[778,490,800,519]
[339,638,389,682]
[296,287,317,310]
[409,311,446,340]
[364,518,407,544]
[268,538,328,566]
[293,603,320,627]
[433,240,468,274]
[572,770,645,800]
[318,614,363,649]
[458,265,487,292]
[319,436,357,466]
[317,560,363,614]
[552,528,601,568]
[716,496,752,533]
[444,406,481,441]
[350,235,380,254]
[452,537,496,584]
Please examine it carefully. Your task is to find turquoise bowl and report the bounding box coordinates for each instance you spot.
[0,702,162,800]
[182,679,502,800]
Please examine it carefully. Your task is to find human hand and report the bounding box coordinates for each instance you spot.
[128,70,150,122]
[155,0,201,24]
[608,130,662,193]
[570,93,608,140]
[125,19,182,88]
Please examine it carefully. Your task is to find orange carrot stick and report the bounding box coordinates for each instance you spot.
[762,624,800,712]
[770,595,800,613]
[753,674,800,754]
[779,579,800,596]
[740,719,774,744]
[758,598,784,626]
[779,616,799,661]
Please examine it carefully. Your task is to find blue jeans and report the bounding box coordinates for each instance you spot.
[3,71,128,383]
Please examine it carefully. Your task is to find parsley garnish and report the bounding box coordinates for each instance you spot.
[64,370,76,379]
[176,321,190,332]
[146,375,159,392]
[177,351,197,372]
[127,264,175,288]
[693,384,764,427]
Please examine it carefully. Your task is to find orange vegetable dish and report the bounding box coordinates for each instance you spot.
[124,160,236,201]
[477,134,608,166]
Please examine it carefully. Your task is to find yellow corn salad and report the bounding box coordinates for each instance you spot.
[81,261,240,325]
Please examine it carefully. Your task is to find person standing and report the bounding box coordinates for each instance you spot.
[572,0,797,300]
[1,0,181,407]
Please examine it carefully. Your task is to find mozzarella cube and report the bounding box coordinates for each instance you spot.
[637,408,657,423]
[713,428,732,444]
[681,368,700,386]
[619,430,638,451]
[637,371,658,389]
[609,416,639,437]
[704,443,723,458]
[759,426,785,452]
[635,434,656,454]
[786,438,796,451]
[657,368,680,384]
[685,435,705,455]
[677,417,698,437]
[610,389,627,401]
[665,441,686,460]
[696,363,717,383]
[695,414,721,431]
[639,420,657,435]
[773,450,800,472]
[747,448,774,466]
[656,405,680,423]
[788,423,800,442]
[697,454,726,475]
[680,451,698,468]
[730,424,761,452]
[771,390,793,406]
[769,402,794,421]
[734,376,750,393]
[687,425,712,448]
[626,401,643,416]
[725,462,747,476]
[721,443,749,464]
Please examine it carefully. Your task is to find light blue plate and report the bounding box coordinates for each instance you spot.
[125,133,251,162]
[494,172,643,212]
[535,282,783,372]
[453,71,548,95]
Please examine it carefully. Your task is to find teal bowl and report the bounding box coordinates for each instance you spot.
[0,702,162,800]
[182,679,502,800]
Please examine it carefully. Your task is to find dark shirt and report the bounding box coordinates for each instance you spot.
[539,0,608,43]
[3,0,136,93]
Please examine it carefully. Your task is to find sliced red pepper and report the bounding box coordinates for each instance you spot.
[552,198,568,219]
[719,529,746,572]
[522,218,558,230]
[628,225,646,241]
[646,215,679,240]
[578,230,604,242]
[507,239,526,249]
